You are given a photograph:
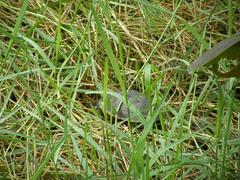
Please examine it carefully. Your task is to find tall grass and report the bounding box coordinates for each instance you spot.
[0,0,239,179]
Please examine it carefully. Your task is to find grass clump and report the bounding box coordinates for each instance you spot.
[0,0,240,179]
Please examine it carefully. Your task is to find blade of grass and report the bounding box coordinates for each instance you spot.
[5,0,29,63]
[71,136,94,177]
[91,3,126,94]
[31,137,66,180]
[220,88,234,177]
[227,0,233,36]
[215,80,225,177]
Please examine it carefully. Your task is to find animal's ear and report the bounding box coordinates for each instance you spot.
[188,32,240,77]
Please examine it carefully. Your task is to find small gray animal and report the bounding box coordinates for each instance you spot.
[97,90,150,122]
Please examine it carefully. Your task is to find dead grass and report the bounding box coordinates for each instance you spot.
[0,0,240,179]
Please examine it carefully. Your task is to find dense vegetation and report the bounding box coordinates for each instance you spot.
[0,0,239,179]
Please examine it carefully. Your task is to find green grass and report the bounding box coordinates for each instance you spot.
[0,0,240,179]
